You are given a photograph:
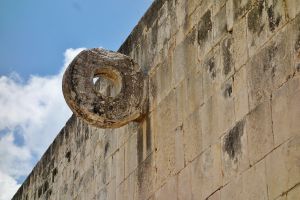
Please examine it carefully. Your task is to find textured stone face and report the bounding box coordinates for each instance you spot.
[62,48,148,128]
[13,1,300,200]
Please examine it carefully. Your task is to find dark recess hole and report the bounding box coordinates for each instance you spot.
[52,168,58,182]
[65,151,71,162]
[104,143,109,157]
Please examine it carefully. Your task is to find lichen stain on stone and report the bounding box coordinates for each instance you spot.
[104,142,109,157]
[206,57,216,79]
[263,43,278,78]
[137,154,154,198]
[233,0,251,19]
[186,28,197,45]
[267,5,281,32]
[224,120,245,160]
[43,181,49,194]
[46,189,52,199]
[137,125,144,164]
[38,186,43,198]
[197,10,212,46]
[150,78,157,101]
[223,83,233,98]
[247,2,264,35]
[146,116,152,153]
[151,21,158,49]
[222,37,233,76]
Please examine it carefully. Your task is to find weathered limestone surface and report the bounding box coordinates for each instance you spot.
[13,0,300,199]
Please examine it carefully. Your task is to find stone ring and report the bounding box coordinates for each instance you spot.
[62,48,147,128]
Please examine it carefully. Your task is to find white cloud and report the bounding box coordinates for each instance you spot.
[0,171,20,200]
[0,47,85,200]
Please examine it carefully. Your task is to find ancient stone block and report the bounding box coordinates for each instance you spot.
[95,188,108,200]
[291,14,300,75]
[142,115,155,159]
[172,28,198,87]
[116,126,128,148]
[285,0,300,19]
[226,0,251,28]
[136,154,156,200]
[178,165,192,200]
[207,190,220,200]
[245,100,274,165]
[218,78,236,135]
[266,136,300,200]
[185,67,204,116]
[150,65,162,109]
[287,185,300,200]
[232,16,248,70]
[221,175,243,200]
[187,0,213,37]
[272,77,300,146]
[212,0,227,14]
[155,91,177,150]
[157,1,168,26]
[201,97,219,149]
[191,143,222,200]
[175,125,185,172]
[116,146,125,186]
[175,0,187,31]
[174,79,188,126]
[226,0,234,31]
[158,63,173,103]
[246,29,293,110]
[117,172,138,200]
[276,195,287,200]
[213,5,228,44]
[124,133,138,178]
[155,130,176,189]
[247,0,286,57]
[115,183,124,200]
[241,160,268,200]
[157,17,171,56]
[233,66,249,121]
[183,109,203,163]
[155,175,177,200]
[202,47,222,101]
[222,161,267,200]
[107,178,116,200]
[100,129,118,159]
[202,78,235,150]
[149,66,159,112]
[186,0,205,18]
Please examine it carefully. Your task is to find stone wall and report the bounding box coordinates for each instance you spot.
[13,0,300,199]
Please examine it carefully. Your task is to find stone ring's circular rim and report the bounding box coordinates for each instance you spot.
[62,48,147,128]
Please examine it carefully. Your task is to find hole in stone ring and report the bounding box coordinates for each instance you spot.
[92,67,122,98]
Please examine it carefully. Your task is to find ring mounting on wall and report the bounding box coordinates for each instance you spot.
[62,48,148,128]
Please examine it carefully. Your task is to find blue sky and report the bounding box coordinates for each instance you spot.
[0,1,152,199]
[0,0,152,79]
